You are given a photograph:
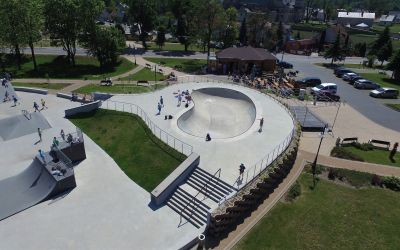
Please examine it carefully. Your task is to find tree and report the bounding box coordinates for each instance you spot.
[44,0,104,66]
[156,26,166,49]
[246,13,268,47]
[0,0,28,70]
[318,30,326,52]
[295,31,301,40]
[221,7,238,48]
[239,18,247,46]
[81,26,126,69]
[305,0,316,23]
[276,22,284,50]
[370,26,391,55]
[360,42,367,57]
[170,0,197,51]
[376,40,393,66]
[324,34,346,64]
[128,0,157,49]
[387,49,400,80]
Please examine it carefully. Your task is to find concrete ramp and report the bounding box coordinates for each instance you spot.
[177,88,256,139]
[0,156,76,221]
[0,112,51,141]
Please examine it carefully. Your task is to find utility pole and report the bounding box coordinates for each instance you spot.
[312,125,326,189]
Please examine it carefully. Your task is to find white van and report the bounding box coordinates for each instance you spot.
[311,83,337,95]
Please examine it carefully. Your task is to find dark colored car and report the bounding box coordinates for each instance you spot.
[316,92,341,102]
[354,79,380,90]
[335,69,354,77]
[349,76,364,85]
[370,88,399,99]
[295,77,322,88]
[278,61,293,69]
[333,66,346,74]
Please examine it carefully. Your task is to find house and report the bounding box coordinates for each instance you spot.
[284,38,317,54]
[379,15,396,26]
[324,25,348,43]
[337,12,375,27]
[215,46,277,74]
[389,11,400,24]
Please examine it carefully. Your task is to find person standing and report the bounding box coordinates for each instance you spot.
[239,163,246,177]
[33,101,40,112]
[160,96,164,107]
[38,128,42,142]
[178,94,182,106]
[60,129,65,141]
[41,98,47,110]
[259,117,264,132]
[157,102,162,115]
[38,149,46,164]
[52,137,59,147]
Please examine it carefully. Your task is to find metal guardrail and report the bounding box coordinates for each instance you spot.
[179,168,221,226]
[102,99,193,156]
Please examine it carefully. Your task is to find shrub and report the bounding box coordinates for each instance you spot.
[304,164,324,175]
[371,174,383,187]
[383,176,400,191]
[287,181,301,201]
[328,168,337,180]
[331,146,364,161]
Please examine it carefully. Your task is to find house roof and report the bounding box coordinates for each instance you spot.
[216,47,277,61]
[379,15,396,22]
[338,12,375,19]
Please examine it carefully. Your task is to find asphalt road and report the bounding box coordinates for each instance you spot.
[281,54,400,132]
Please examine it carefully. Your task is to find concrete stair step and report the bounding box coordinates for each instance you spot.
[167,198,203,228]
[180,183,218,210]
[194,167,237,191]
[174,188,209,216]
[186,177,221,203]
[188,173,226,201]
[191,170,231,196]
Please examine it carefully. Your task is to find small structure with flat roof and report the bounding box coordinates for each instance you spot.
[215,46,277,74]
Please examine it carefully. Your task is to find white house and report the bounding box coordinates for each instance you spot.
[389,11,400,24]
[337,12,375,27]
[379,15,396,26]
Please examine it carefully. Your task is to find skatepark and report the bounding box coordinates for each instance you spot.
[0,79,296,249]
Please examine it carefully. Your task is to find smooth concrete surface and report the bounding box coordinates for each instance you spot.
[107,82,295,189]
[0,92,202,250]
[177,88,256,139]
[151,153,200,206]
[64,100,102,117]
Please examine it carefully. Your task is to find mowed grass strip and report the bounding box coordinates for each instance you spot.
[234,174,400,250]
[69,109,185,191]
[144,57,207,74]
[12,82,68,90]
[121,67,165,81]
[340,146,400,168]
[75,83,157,94]
[3,54,136,80]
[359,73,400,91]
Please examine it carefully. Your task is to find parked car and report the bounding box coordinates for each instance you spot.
[316,92,341,102]
[370,88,399,99]
[278,61,293,69]
[342,72,359,81]
[295,77,322,88]
[333,66,345,75]
[349,76,364,85]
[354,79,380,90]
[311,83,338,95]
[335,69,354,77]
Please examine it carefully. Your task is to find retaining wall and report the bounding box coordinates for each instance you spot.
[14,87,48,95]
[64,101,102,117]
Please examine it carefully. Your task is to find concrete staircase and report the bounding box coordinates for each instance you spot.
[167,167,236,228]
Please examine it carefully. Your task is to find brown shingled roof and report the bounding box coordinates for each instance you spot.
[216,46,277,61]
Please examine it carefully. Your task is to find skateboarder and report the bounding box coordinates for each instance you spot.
[33,101,40,112]
[60,129,65,141]
[259,117,264,132]
[177,94,182,106]
[239,163,246,176]
[53,137,59,147]
[38,149,46,164]
[12,95,19,106]
[41,98,47,110]
[160,96,164,107]
[38,128,42,142]
[157,102,162,115]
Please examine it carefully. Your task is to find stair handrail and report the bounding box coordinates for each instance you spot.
[179,168,221,226]
[21,109,31,120]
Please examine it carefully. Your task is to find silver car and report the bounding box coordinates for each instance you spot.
[342,72,359,81]
[354,79,380,90]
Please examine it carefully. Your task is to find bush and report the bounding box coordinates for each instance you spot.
[371,174,383,186]
[331,146,364,162]
[304,164,324,175]
[351,142,374,151]
[287,181,301,201]
[328,168,337,180]
[383,176,400,191]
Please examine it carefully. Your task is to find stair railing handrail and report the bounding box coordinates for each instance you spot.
[179,168,221,226]
[21,109,31,120]
[102,99,193,156]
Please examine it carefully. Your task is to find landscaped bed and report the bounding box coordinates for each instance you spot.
[12,82,68,90]
[144,57,206,74]
[69,109,185,191]
[3,54,136,80]
[234,172,400,249]
[331,143,400,168]
[386,103,400,112]
[75,83,165,94]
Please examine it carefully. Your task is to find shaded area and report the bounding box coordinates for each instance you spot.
[1,54,135,80]
[234,174,400,250]
[120,68,165,81]
[144,57,207,73]
[75,84,165,94]
[13,82,69,90]
[69,109,185,191]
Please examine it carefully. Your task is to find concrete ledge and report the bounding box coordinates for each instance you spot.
[57,92,73,100]
[14,87,48,95]
[93,92,114,101]
[151,153,200,206]
[64,101,102,117]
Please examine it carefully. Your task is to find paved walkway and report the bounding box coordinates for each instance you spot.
[213,149,400,250]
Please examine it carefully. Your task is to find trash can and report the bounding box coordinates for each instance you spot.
[298,89,306,101]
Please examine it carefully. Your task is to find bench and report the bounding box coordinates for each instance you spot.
[145,63,152,69]
[340,137,358,145]
[368,139,391,150]
[137,80,149,85]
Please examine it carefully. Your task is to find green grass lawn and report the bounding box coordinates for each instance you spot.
[69,109,185,191]
[147,42,206,52]
[359,73,400,91]
[2,54,136,80]
[349,34,400,50]
[12,82,68,90]
[292,29,318,39]
[144,57,206,74]
[121,68,165,81]
[234,173,400,250]
[386,103,400,112]
[75,84,161,94]
[372,24,400,34]
[338,146,400,168]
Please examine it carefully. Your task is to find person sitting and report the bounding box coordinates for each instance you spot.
[205,133,211,141]
[67,133,73,144]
